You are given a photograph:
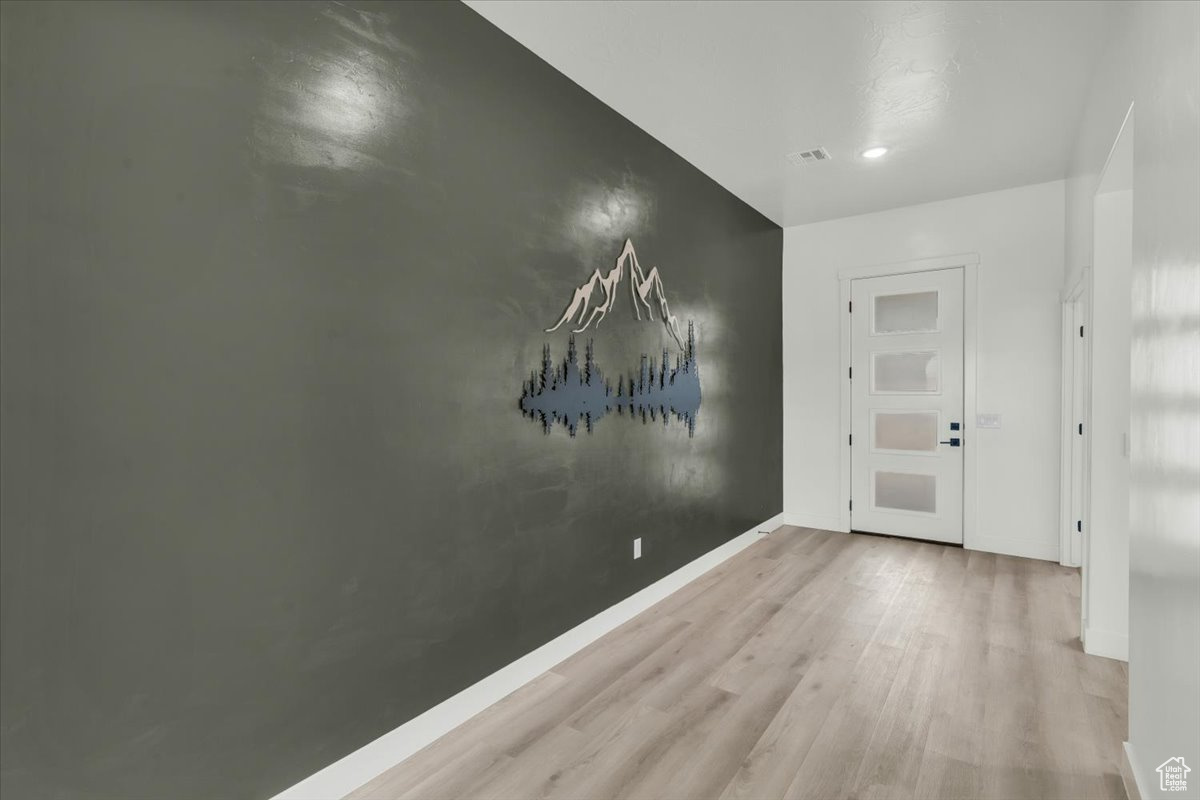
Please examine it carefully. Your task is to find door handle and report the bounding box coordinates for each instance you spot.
[939,438,961,447]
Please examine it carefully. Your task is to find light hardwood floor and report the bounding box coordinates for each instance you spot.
[348,527,1129,800]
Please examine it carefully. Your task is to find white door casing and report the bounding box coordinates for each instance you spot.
[850,268,964,543]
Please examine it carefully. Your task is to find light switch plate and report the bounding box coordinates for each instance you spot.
[633,538,642,559]
[977,413,1002,429]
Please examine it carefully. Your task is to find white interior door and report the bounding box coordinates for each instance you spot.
[1070,294,1089,570]
[851,268,964,543]
[1070,281,1094,634]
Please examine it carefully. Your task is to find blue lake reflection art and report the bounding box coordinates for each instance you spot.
[520,324,701,437]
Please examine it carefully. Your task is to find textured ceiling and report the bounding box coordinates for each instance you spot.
[465,0,1120,227]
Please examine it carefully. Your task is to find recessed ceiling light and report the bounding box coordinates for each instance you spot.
[861,146,889,159]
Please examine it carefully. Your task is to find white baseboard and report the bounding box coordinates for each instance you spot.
[1122,741,1147,800]
[272,512,786,800]
[782,511,845,532]
[1084,625,1129,662]
[968,534,1059,562]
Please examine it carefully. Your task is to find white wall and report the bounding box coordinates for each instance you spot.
[1086,187,1132,661]
[1065,3,1200,797]
[783,180,1066,561]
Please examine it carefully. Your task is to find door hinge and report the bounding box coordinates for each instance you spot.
[1078,423,1083,435]
[849,499,853,511]
[1080,325,1084,337]
[848,434,852,446]
[1076,520,1082,533]
[848,366,852,380]
[849,301,853,313]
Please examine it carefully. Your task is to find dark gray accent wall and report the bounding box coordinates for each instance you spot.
[0,2,782,797]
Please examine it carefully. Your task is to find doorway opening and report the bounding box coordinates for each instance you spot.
[1061,104,1133,662]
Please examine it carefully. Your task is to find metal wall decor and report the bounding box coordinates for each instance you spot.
[520,326,700,437]
[545,238,685,349]
[522,240,701,436]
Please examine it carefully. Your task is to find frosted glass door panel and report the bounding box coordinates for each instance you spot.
[873,411,938,452]
[873,291,938,334]
[874,471,936,513]
[872,351,939,393]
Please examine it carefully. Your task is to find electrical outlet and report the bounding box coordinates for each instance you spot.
[633,538,642,559]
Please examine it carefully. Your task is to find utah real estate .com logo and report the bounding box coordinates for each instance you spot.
[1157,757,1190,793]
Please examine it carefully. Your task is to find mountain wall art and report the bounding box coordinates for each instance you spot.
[522,240,700,436]
[545,238,686,349]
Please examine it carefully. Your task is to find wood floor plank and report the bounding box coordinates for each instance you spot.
[345,672,569,800]
[611,685,741,800]
[718,629,861,800]
[540,700,676,800]
[649,665,804,800]
[347,529,1129,800]
[562,599,773,734]
[847,558,946,799]
[779,641,909,798]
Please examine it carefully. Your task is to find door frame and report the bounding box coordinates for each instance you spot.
[837,253,980,549]
[1059,267,1091,569]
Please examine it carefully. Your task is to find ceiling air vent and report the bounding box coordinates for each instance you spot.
[786,147,832,166]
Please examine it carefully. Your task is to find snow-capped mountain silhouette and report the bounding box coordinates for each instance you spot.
[545,239,686,350]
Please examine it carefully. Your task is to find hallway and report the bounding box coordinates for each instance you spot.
[350,528,1128,800]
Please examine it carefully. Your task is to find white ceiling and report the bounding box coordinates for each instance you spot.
[465,0,1120,227]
